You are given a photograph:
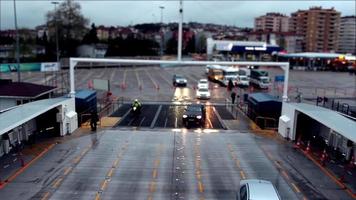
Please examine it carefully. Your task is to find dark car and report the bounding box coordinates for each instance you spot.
[173,74,187,86]
[182,104,206,127]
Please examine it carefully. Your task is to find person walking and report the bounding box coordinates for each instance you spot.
[227,79,234,91]
[90,111,99,131]
[231,91,236,104]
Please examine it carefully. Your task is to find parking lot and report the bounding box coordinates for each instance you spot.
[2,65,354,103]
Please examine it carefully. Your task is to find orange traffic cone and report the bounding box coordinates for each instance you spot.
[294,137,302,149]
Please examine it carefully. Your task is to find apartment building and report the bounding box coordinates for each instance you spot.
[290,7,340,52]
[337,16,356,54]
[254,13,290,32]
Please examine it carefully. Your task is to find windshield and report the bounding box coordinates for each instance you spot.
[198,88,209,92]
[261,78,270,83]
[240,77,248,81]
[224,72,238,76]
[187,105,202,112]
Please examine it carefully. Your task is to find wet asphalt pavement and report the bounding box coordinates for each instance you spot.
[112,104,224,129]
[0,130,301,200]
[0,65,355,200]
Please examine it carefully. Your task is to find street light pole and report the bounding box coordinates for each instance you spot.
[159,6,165,56]
[159,6,164,24]
[51,2,59,65]
[13,0,20,82]
[177,0,183,61]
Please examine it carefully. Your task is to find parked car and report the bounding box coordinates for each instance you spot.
[196,88,211,99]
[197,79,209,89]
[173,74,187,86]
[182,104,206,127]
[237,179,281,200]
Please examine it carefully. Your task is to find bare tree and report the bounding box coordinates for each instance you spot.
[46,0,89,56]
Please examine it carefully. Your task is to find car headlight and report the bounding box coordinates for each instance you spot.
[196,115,202,119]
[183,114,187,118]
[183,80,187,82]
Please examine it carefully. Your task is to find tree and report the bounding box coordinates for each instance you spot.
[46,0,89,56]
[185,35,195,54]
[82,23,99,44]
[165,37,177,55]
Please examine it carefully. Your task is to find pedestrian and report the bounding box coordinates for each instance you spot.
[227,79,234,91]
[231,91,236,104]
[90,111,99,131]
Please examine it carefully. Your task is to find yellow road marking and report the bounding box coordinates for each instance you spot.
[240,171,246,179]
[291,183,301,193]
[149,181,156,193]
[94,192,101,200]
[52,177,63,188]
[113,159,120,167]
[63,167,72,176]
[100,180,108,191]
[152,169,157,179]
[235,160,241,168]
[73,156,81,164]
[154,160,160,168]
[80,148,89,156]
[282,170,289,179]
[274,161,282,169]
[198,181,204,193]
[196,171,201,180]
[207,118,213,128]
[107,168,114,177]
[41,192,50,200]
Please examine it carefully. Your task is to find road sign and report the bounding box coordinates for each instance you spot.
[275,75,285,82]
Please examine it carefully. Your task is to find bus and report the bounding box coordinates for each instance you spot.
[208,66,224,82]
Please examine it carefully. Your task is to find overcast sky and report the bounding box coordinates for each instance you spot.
[0,0,355,30]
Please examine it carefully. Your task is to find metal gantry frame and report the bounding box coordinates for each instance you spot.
[69,58,290,102]
[69,0,290,102]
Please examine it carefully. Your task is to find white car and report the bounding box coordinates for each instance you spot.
[237,179,281,200]
[197,79,209,89]
[196,88,211,99]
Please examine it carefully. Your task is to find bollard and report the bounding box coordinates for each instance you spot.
[320,149,327,166]
[349,156,355,168]
[20,158,25,167]
[305,141,311,153]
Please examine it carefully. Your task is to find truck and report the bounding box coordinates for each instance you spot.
[249,69,270,89]
[221,67,239,86]
[236,68,250,87]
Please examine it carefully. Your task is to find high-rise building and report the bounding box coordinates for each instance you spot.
[290,7,340,52]
[337,16,356,54]
[254,13,289,32]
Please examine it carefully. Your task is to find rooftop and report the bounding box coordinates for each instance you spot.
[0,82,56,99]
[289,103,356,143]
